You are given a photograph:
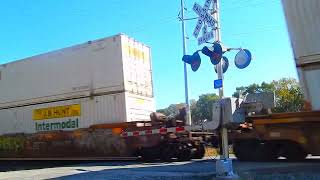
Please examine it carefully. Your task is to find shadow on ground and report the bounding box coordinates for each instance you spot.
[51,160,216,180]
[0,160,136,172]
[2,158,320,180]
[45,158,320,180]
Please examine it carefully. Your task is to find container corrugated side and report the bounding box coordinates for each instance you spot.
[297,65,320,110]
[121,35,153,98]
[125,92,155,122]
[0,35,125,109]
[0,93,127,135]
[282,0,320,62]
[282,0,320,110]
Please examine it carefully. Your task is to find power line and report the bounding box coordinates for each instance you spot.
[128,1,282,42]
[222,0,279,11]
[226,27,282,38]
[183,0,279,14]
[130,16,178,34]
[188,25,282,42]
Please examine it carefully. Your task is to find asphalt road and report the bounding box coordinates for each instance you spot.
[1,157,320,180]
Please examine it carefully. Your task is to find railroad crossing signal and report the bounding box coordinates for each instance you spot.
[180,0,253,179]
[214,56,229,73]
[182,51,201,72]
[182,42,252,73]
[183,0,253,73]
[182,42,224,72]
[201,43,223,65]
[235,49,252,69]
[192,0,216,45]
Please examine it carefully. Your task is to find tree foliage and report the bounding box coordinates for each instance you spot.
[157,103,185,117]
[157,78,304,124]
[191,93,219,124]
[233,78,304,113]
[157,94,219,124]
[272,78,304,112]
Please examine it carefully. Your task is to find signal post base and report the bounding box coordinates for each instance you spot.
[215,159,239,180]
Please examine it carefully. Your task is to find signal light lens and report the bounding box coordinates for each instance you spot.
[214,56,229,73]
[235,49,252,69]
[182,51,201,72]
[201,43,223,65]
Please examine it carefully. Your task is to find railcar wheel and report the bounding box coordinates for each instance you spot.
[192,143,205,159]
[177,143,192,161]
[160,144,175,162]
[283,142,307,162]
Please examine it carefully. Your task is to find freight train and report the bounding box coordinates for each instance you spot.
[0,34,205,161]
[208,0,320,162]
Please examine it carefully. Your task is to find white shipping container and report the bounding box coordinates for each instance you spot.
[282,0,320,110]
[282,0,320,61]
[0,92,155,135]
[0,34,153,109]
[0,34,155,134]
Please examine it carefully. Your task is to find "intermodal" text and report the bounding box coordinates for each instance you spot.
[35,119,79,131]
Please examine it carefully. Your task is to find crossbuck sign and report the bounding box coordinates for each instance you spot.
[192,0,216,45]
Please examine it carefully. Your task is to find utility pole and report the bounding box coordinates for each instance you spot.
[213,0,229,160]
[213,1,238,178]
[180,0,192,126]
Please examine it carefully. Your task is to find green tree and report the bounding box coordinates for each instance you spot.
[272,78,304,112]
[233,82,274,98]
[232,78,304,113]
[157,103,185,116]
[191,93,219,124]
[156,94,219,124]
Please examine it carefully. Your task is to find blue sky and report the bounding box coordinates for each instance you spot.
[0,0,297,109]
